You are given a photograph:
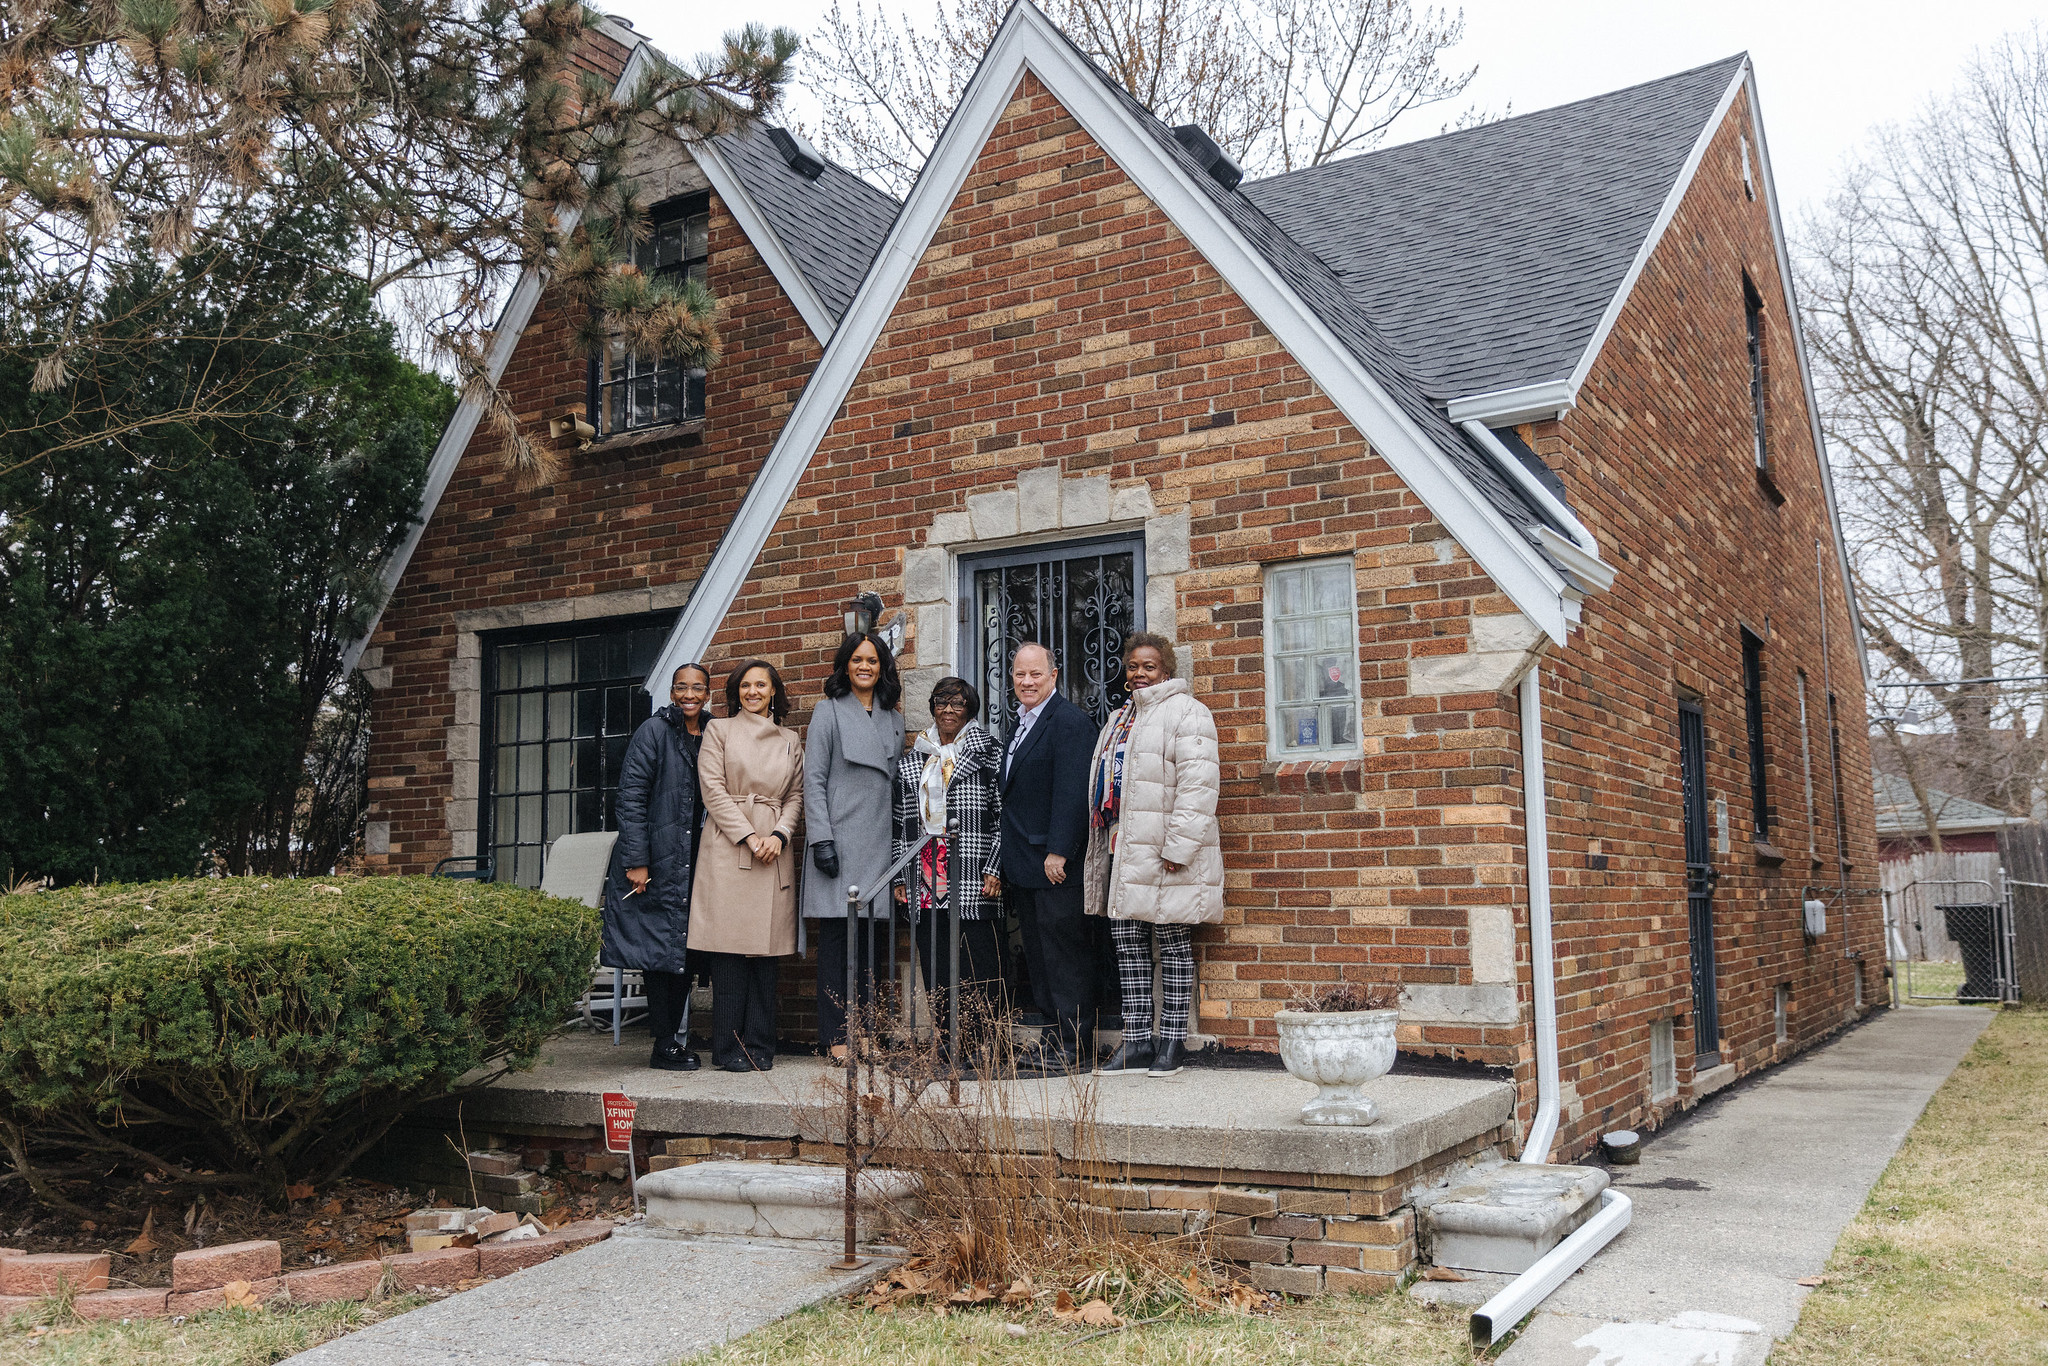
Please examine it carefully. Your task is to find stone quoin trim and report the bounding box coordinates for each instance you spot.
[642,1,1602,694]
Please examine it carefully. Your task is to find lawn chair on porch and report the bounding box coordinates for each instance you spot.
[540,831,645,1045]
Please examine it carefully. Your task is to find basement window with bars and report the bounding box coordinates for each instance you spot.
[590,196,709,436]
[1264,557,1362,759]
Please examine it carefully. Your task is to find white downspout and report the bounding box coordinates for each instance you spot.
[1519,664,1560,1165]
[1469,662,1635,1349]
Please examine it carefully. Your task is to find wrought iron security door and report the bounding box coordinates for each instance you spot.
[961,535,1145,739]
[1679,700,1723,1060]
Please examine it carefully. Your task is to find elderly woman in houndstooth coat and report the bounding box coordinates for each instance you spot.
[1082,632,1223,1079]
[892,675,1006,1040]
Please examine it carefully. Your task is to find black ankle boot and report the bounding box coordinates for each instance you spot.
[1095,1034,1156,1075]
[1147,1037,1185,1076]
[650,1039,700,1072]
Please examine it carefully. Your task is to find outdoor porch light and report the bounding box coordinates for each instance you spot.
[843,591,885,638]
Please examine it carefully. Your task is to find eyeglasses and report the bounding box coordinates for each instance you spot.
[931,699,970,713]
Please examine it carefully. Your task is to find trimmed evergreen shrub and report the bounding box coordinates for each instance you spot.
[0,876,598,1205]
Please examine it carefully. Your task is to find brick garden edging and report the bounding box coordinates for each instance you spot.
[0,1221,616,1323]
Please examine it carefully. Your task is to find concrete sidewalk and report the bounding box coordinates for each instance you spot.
[283,1231,888,1366]
[1416,1005,1992,1365]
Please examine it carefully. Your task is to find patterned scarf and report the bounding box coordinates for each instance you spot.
[913,727,957,836]
[1090,702,1137,833]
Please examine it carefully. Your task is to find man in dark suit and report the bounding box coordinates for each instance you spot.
[999,642,1098,1074]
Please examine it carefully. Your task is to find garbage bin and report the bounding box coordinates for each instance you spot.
[1935,903,2002,1000]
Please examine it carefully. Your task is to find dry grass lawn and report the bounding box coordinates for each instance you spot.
[1772,1007,2048,1365]
[0,1295,427,1366]
[694,1290,1477,1365]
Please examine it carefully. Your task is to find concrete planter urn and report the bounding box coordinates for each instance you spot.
[1275,1007,1398,1126]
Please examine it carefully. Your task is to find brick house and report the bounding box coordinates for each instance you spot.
[352,4,1883,1161]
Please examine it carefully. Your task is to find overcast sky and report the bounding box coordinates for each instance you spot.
[604,0,2038,213]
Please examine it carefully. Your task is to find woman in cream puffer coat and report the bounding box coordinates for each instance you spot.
[1083,633,1223,1077]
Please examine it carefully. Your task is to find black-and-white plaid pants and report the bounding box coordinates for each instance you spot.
[1109,919,1195,1042]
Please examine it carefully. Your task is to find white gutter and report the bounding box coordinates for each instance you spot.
[1463,419,1616,597]
[1464,665,1636,1350]
[1518,665,1561,1167]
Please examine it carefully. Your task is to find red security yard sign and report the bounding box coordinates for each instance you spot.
[603,1091,640,1209]
[602,1092,636,1153]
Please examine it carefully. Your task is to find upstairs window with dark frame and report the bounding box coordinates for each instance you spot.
[1743,274,1769,472]
[590,196,709,436]
[1741,628,1770,839]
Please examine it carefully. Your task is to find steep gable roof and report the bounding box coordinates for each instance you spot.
[1243,56,1746,411]
[700,124,901,327]
[643,2,1611,691]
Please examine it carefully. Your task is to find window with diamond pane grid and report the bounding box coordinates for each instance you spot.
[1264,558,1361,758]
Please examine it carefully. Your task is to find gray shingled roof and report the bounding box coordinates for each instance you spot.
[1872,774,2021,838]
[1035,20,1555,543]
[711,124,901,324]
[1242,56,1746,402]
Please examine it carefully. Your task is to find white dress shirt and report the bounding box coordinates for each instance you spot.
[1007,696,1050,765]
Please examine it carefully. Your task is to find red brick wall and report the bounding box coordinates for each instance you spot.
[1524,87,1884,1153]
[695,74,1532,1060]
[361,144,824,872]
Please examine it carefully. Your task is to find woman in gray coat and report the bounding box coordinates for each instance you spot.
[803,632,906,1058]
[602,662,713,1072]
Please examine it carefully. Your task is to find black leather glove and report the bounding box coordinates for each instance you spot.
[812,841,839,878]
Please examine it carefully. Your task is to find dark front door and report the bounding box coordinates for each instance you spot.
[961,534,1144,739]
[1679,700,1722,1060]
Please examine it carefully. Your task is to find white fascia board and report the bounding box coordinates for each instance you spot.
[644,5,1574,692]
[1447,380,1576,425]
[1560,65,1747,401]
[690,137,836,344]
[1743,65,1873,688]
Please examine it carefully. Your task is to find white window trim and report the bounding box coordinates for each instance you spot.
[1262,554,1364,763]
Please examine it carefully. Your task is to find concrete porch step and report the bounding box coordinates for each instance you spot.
[639,1160,921,1243]
[1419,1162,1609,1274]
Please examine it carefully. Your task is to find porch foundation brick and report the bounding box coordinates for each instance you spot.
[283,1259,386,1304]
[1322,1210,1416,1244]
[1213,1235,1289,1264]
[1324,1267,1407,1296]
[380,1246,479,1291]
[647,1155,698,1172]
[72,1288,170,1321]
[1,1252,111,1295]
[1276,1191,1349,1217]
[1254,1215,1322,1240]
[465,1150,524,1176]
[167,1276,282,1314]
[477,1238,566,1278]
[1149,1186,1277,1216]
[665,1137,713,1157]
[1356,1240,1418,1273]
[1290,1241,1368,1270]
[1117,1209,1188,1236]
[0,1296,35,1315]
[171,1239,281,1292]
[1058,1180,1151,1209]
[1199,1213,1257,1238]
[1249,1264,1322,1297]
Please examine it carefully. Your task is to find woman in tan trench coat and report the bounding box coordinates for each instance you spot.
[689,660,803,1072]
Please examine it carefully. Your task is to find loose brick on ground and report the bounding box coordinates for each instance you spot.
[1,1253,110,1295]
[73,1288,169,1321]
[167,1276,283,1314]
[381,1246,479,1291]
[171,1239,282,1292]
[477,1238,565,1277]
[538,1220,616,1254]
[283,1259,386,1304]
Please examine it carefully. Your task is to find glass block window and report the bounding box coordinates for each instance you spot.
[592,198,709,435]
[483,616,673,887]
[1650,1018,1677,1100]
[1264,557,1361,759]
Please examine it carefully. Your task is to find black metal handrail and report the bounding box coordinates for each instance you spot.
[841,817,966,1077]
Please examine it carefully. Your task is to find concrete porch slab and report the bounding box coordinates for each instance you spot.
[439,1031,1515,1181]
